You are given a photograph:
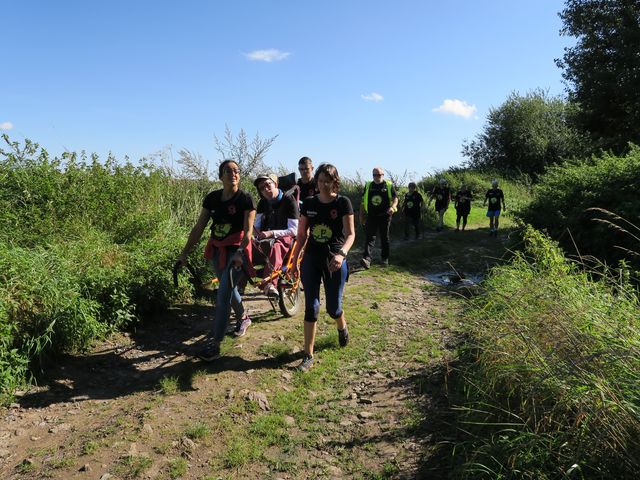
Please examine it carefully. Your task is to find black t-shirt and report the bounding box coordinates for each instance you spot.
[202,189,256,240]
[256,190,300,231]
[365,181,397,216]
[297,178,318,201]
[485,188,504,211]
[402,191,424,217]
[431,186,450,210]
[455,189,472,212]
[301,194,354,257]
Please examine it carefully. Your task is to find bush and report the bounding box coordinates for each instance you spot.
[519,146,640,271]
[453,226,640,478]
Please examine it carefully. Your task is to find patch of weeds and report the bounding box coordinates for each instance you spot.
[47,456,75,469]
[249,414,291,448]
[223,437,263,468]
[15,459,36,474]
[158,375,179,395]
[184,421,211,440]
[114,455,153,479]
[81,440,99,455]
[257,341,291,359]
[191,368,208,380]
[365,460,400,479]
[265,454,299,473]
[167,457,187,479]
[153,442,172,455]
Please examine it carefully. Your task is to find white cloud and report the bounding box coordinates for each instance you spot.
[244,49,291,62]
[0,121,13,130]
[432,99,477,118]
[361,92,384,102]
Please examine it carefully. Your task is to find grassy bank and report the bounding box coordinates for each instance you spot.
[448,226,640,478]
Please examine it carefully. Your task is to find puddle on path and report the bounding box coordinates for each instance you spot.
[424,271,483,288]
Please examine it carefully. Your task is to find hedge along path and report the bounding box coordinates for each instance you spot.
[0,222,512,480]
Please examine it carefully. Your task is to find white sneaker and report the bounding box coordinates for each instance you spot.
[234,315,252,337]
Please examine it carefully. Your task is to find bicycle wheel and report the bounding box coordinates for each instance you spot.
[278,279,300,317]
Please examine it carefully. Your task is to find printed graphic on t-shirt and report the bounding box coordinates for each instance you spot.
[213,223,232,239]
[406,201,414,209]
[437,194,443,200]
[490,197,498,205]
[371,195,383,206]
[311,224,332,243]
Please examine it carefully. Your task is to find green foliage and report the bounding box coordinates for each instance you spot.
[455,226,640,478]
[462,89,588,177]
[519,146,640,270]
[558,0,640,154]
[0,135,211,404]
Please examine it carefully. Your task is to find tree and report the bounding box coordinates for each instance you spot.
[462,89,587,177]
[214,125,278,177]
[557,0,640,154]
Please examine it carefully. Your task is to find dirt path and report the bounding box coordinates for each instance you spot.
[1,228,510,479]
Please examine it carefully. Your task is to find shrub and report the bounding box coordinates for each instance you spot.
[519,146,640,271]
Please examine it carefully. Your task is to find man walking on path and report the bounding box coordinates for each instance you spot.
[401,182,424,240]
[359,167,398,268]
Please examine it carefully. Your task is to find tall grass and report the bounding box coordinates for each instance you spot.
[453,226,640,478]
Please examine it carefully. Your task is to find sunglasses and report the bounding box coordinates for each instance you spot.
[259,181,275,191]
[373,173,383,177]
[223,168,240,175]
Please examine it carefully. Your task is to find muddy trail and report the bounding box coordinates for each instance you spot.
[1,227,512,480]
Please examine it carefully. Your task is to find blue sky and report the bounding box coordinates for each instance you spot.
[2,1,573,180]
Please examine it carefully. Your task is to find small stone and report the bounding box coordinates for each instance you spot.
[128,443,138,456]
[182,437,196,450]
[246,369,255,374]
[339,420,353,427]
[14,428,26,437]
[281,371,292,381]
[308,390,318,399]
[327,465,342,475]
[358,411,374,419]
[291,345,302,354]
[0,448,10,458]
[142,424,153,435]
[246,391,270,411]
[100,474,113,480]
[226,388,235,399]
[283,416,295,427]
[79,463,92,472]
[30,436,40,441]
[9,403,20,409]
[277,335,285,341]
[350,393,358,400]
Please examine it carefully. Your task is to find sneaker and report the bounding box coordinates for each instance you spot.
[338,327,349,347]
[297,354,314,372]
[381,258,389,267]
[264,284,278,297]
[234,315,252,337]
[360,258,371,270]
[198,340,220,362]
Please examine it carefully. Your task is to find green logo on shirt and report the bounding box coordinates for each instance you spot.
[311,224,332,243]
[490,197,498,204]
[371,195,382,206]
[407,201,414,209]
[213,223,232,239]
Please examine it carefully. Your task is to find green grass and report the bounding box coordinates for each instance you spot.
[158,376,180,395]
[448,226,640,478]
[167,457,188,479]
[114,455,153,479]
[184,421,211,440]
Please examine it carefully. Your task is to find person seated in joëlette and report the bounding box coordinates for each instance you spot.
[253,173,300,297]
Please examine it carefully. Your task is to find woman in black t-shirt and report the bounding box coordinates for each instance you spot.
[177,160,256,361]
[290,163,356,372]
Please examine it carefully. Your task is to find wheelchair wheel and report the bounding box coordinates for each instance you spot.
[277,280,300,317]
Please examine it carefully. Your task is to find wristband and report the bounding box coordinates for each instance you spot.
[337,248,348,257]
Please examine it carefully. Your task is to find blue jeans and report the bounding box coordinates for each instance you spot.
[210,248,245,342]
[301,254,348,322]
